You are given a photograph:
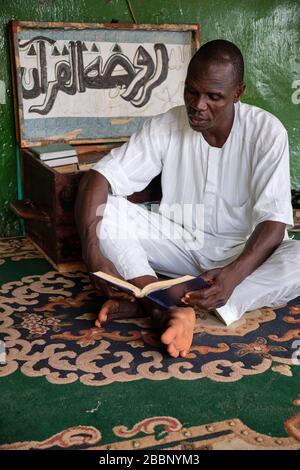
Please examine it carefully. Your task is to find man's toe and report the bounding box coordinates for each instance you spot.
[179,349,188,358]
[167,343,179,358]
[161,327,177,346]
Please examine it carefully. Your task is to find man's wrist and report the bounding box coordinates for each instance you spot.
[222,261,249,286]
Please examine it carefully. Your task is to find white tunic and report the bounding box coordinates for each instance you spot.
[93,102,294,263]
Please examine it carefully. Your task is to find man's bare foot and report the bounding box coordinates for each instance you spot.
[95,299,143,327]
[160,307,196,358]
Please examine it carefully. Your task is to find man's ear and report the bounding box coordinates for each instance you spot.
[233,82,246,102]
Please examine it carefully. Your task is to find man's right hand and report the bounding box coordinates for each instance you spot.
[89,254,135,303]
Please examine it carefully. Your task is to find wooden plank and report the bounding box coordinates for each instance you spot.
[10,20,200,148]
[22,151,58,262]
[10,20,196,270]
[12,21,199,32]
[9,21,22,147]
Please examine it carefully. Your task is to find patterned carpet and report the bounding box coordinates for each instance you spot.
[1,236,300,450]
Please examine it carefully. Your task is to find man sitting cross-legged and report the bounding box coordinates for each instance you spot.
[75,40,300,358]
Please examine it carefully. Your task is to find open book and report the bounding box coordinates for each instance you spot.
[91,271,211,309]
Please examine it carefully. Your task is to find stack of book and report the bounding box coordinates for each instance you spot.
[30,143,78,168]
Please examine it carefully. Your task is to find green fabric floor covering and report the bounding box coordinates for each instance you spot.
[0,236,300,450]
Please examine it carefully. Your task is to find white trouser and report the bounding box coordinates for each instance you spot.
[98,195,300,325]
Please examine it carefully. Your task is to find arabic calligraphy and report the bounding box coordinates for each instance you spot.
[19,37,169,114]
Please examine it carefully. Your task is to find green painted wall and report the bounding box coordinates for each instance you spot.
[0,0,299,237]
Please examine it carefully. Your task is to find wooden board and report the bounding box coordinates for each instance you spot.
[9,20,199,270]
[10,21,200,147]
[12,149,162,269]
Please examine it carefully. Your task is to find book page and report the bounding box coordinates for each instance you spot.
[92,271,142,297]
[141,275,195,296]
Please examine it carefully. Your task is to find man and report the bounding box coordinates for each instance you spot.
[75,40,300,358]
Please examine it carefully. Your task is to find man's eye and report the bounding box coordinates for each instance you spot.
[209,94,221,101]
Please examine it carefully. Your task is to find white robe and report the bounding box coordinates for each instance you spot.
[93,102,300,325]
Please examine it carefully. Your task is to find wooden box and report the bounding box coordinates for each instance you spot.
[9,21,199,271]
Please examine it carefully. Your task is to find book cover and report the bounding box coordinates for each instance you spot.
[43,155,79,167]
[147,276,210,308]
[91,271,211,309]
[30,143,77,160]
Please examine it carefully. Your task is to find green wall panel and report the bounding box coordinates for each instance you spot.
[0,0,299,236]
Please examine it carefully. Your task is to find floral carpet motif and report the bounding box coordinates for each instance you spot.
[1,237,300,450]
[1,260,300,385]
[1,414,300,450]
[0,237,43,265]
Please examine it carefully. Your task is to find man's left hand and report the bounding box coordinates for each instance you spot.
[181,267,239,310]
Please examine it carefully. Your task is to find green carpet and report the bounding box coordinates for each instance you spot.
[1,237,300,450]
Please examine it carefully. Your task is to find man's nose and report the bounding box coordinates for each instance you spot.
[194,94,208,111]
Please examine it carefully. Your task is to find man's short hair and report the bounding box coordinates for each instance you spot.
[190,39,244,85]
